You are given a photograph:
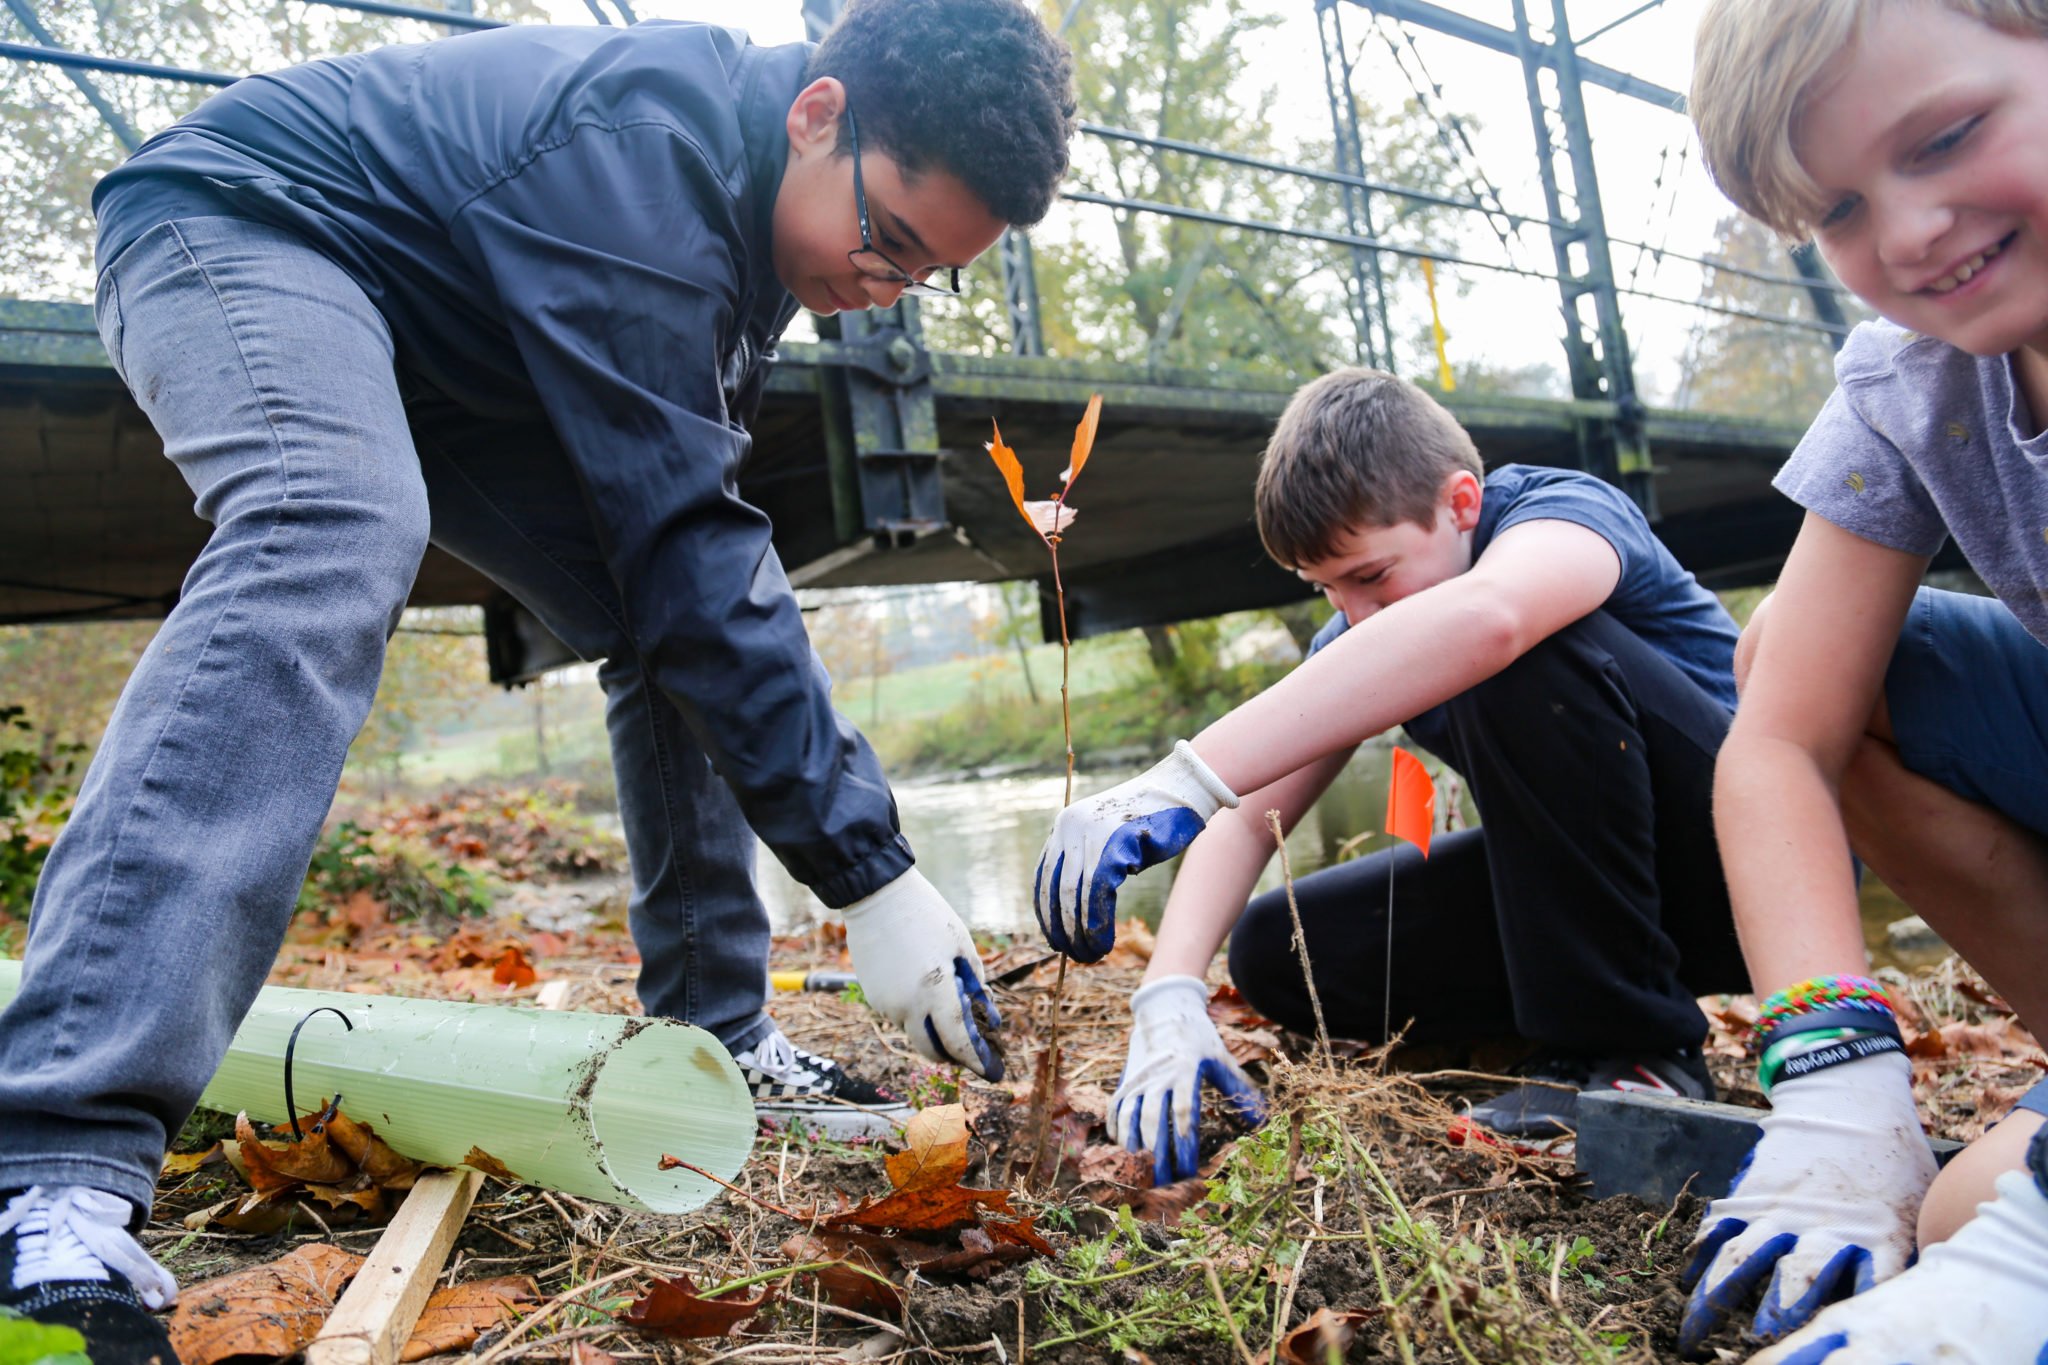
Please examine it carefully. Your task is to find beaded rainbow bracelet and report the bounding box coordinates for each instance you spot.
[1750,973,1897,1051]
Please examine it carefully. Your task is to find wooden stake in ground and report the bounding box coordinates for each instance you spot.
[306,1168,484,1365]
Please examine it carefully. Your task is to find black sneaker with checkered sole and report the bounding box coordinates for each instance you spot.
[730,1029,913,1140]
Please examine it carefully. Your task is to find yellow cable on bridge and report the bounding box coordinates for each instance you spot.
[1421,257,1454,392]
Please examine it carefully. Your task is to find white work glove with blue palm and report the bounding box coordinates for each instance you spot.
[1110,975,1266,1187]
[1746,1156,2048,1365]
[1034,741,1238,962]
[842,867,1004,1081]
[1680,1050,1936,1354]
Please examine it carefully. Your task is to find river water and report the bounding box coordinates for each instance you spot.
[752,743,1931,970]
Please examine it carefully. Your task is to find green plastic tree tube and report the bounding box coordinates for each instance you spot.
[0,960,754,1213]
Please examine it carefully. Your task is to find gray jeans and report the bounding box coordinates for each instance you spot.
[0,216,772,1214]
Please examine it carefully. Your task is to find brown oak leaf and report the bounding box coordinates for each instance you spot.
[622,1274,777,1339]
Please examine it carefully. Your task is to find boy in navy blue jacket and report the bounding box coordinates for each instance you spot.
[0,3,1074,1358]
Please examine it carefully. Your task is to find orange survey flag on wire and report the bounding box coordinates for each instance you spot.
[1384,748,1436,858]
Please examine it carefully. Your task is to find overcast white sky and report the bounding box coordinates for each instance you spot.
[534,1,1785,400]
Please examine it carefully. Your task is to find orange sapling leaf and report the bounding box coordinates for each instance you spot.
[984,421,1041,541]
[1060,392,1103,493]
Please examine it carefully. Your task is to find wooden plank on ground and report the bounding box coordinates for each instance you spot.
[306,1167,485,1365]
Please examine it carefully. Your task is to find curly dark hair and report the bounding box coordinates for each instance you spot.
[806,0,1078,227]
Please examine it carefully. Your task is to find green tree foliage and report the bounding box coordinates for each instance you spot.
[919,0,1471,379]
[0,706,83,917]
[0,621,157,755]
[1676,214,1868,426]
[0,0,544,299]
[347,607,491,791]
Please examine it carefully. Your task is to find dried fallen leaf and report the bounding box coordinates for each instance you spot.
[983,1216,1056,1256]
[236,1112,352,1190]
[340,890,387,936]
[570,1343,620,1365]
[1108,916,1156,964]
[823,1178,1015,1235]
[1128,1178,1210,1224]
[464,1146,520,1182]
[1207,983,1282,1033]
[1217,1021,1282,1067]
[491,944,537,989]
[181,1194,295,1236]
[399,1276,536,1361]
[828,1102,1027,1234]
[1954,978,2014,1016]
[622,1274,777,1340]
[162,1143,223,1177]
[326,1110,421,1190]
[883,1104,970,1192]
[1907,1017,2029,1063]
[780,1234,905,1315]
[1278,1305,1380,1365]
[1076,1143,1154,1192]
[302,1183,385,1220]
[165,1243,363,1365]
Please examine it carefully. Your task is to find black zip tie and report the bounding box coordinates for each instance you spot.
[284,1006,354,1141]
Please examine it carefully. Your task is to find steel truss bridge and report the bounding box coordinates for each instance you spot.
[0,0,1863,680]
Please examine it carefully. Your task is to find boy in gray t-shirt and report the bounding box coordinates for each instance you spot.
[1779,320,2048,641]
[1680,1,2048,1360]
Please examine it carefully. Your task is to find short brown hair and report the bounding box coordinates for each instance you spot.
[1255,368,1482,569]
[1692,0,2048,239]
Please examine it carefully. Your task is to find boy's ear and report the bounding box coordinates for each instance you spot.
[785,77,846,159]
[1445,469,1484,532]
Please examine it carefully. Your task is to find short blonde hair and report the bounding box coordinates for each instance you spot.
[1692,0,2048,238]
[1255,368,1482,570]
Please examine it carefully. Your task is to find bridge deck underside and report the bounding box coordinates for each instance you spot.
[0,302,1807,631]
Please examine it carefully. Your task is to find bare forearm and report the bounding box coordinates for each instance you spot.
[1191,587,1516,794]
[1714,727,1870,994]
[1144,810,1278,982]
[1145,754,1350,984]
[1712,514,1928,999]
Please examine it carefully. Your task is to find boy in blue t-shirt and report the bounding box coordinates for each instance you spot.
[1030,367,1748,1182]
[1672,2,2048,1359]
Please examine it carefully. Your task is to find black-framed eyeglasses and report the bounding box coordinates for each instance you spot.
[846,105,964,298]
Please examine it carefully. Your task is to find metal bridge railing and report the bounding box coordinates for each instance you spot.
[3,0,1853,500]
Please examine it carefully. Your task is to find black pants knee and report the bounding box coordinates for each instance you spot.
[1228,611,1746,1054]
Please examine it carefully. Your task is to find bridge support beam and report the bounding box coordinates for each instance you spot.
[1512,0,1654,516]
[1315,0,1395,371]
[999,230,1046,358]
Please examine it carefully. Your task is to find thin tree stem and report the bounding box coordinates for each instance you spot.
[1264,810,1332,1070]
[1029,534,1074,1193]
[1050,538,1073,807]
